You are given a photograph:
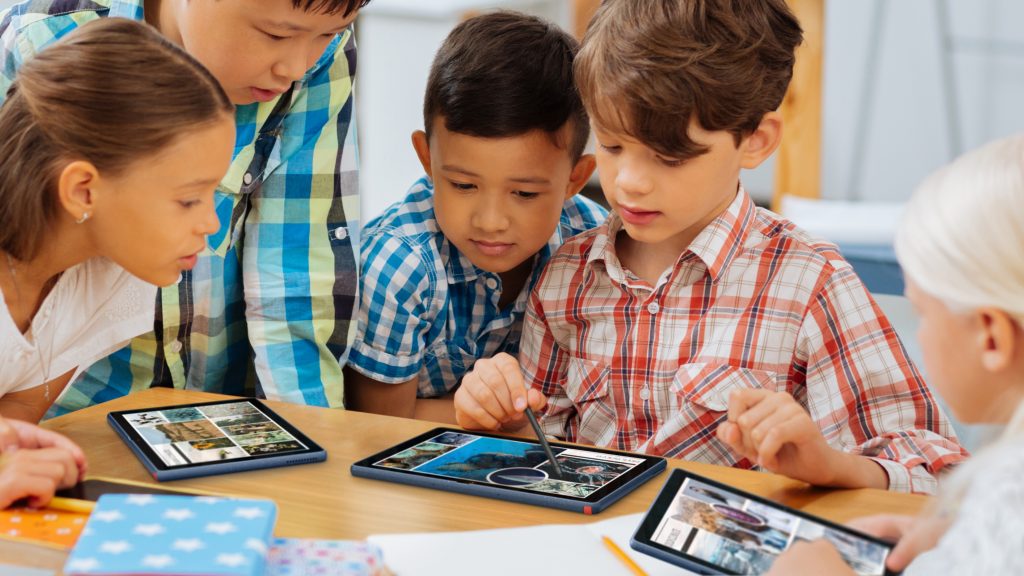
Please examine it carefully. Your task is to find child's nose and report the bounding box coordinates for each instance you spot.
[271,48,308,83]
[615,163,654,196]
[471,200,510,233]
[199,202,221,237]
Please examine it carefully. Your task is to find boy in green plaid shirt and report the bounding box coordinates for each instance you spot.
[0,0,370,412]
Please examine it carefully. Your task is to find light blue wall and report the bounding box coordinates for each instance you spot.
[821,0,1024,202]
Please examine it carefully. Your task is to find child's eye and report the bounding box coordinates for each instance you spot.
[262,30,288,41]
[598,143,621,154]
[449,181,475,191]
[514,190,540,200]
[178,200,201,209]
[657,156,684,168]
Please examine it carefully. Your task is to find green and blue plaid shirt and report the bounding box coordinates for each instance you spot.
[0,0,360,413]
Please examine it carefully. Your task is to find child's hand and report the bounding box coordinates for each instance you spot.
[0,417,87,479]
[848,513,951,572]
[764,539,854,576]
[453,353,547,431]
[0,446,82,509]
[715,389,844,486]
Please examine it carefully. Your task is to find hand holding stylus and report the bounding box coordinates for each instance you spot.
[454,353,548,432]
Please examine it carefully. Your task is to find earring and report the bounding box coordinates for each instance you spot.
[76,211,90,224]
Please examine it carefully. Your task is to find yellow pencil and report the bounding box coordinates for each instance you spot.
[601,535,649,576]
[47,497,95,514]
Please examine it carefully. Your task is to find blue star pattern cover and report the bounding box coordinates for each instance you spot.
[64,494,277,575]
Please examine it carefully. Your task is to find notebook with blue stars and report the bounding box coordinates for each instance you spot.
[64,494,277,576]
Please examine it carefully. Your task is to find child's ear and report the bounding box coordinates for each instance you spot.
[411,130,433,180]
[978,308,1020,373]
[565,154,597,200]
[57,160,99,223]
[739,111,783,170]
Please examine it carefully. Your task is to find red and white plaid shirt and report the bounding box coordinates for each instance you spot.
[522,189,967,494]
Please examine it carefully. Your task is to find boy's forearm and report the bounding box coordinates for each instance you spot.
[412,396,458,425]
[343,367,418,418]
[822,449,890,490]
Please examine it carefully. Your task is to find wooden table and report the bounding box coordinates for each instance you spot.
[7,387,927,571]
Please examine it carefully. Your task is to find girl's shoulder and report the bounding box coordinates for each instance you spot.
[907,437,1024,575]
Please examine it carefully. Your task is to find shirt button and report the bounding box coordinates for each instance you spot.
[333,227,349,241]
[647,302,660,315]
[169,340,183,353]
[639,387,651,400]
[485,278,498,290]
[243,172,253,185]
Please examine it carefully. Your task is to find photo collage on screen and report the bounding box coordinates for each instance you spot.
[649,478,891,575]
[372,432,645,499]
[124,402,307,467]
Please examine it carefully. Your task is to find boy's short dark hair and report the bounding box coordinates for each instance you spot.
[575,0,802,160]
[291,0,369,16]
[423,11,590,162]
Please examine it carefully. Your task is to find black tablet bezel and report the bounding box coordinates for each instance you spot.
[351,426,665,504]
[108,398,325,472]
[633,468,899,576]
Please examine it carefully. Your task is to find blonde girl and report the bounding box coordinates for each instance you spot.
[770,134,1024,574]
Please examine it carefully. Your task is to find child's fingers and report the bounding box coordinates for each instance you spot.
[752,419,806,471]
[10,422,87,478]
[526,388,547,412]
[734,391,789,432]
[716,422,757,461]
[0,472,58,510]
[491,353,528,412]
[470,359,518,418]
[0,451,67,506]
[21,448,80,489]
[847,514,914,541]
[886,516,949,572]
[748,402,805,449]
[454,390,502,431]
[726,388,771,424]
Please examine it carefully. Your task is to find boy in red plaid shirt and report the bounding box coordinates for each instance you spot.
[453,0,967,494]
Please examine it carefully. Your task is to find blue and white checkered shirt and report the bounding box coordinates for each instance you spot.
[348,177,606,397]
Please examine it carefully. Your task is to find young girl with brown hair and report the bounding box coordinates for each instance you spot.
[0,17,234,507]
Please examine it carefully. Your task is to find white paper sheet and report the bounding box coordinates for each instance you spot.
[367,513,694,575]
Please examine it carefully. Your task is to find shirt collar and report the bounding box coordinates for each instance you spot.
[440,236,484,284]
[109,0,144,18]
[587,185,756,283]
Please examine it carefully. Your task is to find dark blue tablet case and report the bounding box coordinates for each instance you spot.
[350,440,666,514]
[108,405,326,482]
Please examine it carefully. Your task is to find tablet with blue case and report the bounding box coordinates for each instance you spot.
[108,398,326,481]
[630,469,898,575]
[350,427,666,514]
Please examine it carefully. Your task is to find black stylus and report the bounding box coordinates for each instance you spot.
[523,407,564,479]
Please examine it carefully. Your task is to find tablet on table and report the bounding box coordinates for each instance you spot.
[350,427,666,514]
[108,398,326,481]
[631,468,898,575]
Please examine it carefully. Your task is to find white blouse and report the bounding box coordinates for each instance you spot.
[905,409,1024,576]
[0,257,156,396]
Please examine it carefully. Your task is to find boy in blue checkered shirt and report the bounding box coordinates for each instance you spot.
[344,11,607,422]
[1,0,369,412]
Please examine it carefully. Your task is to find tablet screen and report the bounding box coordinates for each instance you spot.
[362,429,656,501]
[636,470,893,575]
[115,400,312,468]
